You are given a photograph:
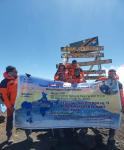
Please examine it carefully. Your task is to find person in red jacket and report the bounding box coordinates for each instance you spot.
[0,66,18,142]
[71,67,86,83]
[68,60,86,83]
[54,63,69,82]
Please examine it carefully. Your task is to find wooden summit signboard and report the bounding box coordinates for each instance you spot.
[78,59,112,66]
[57,36,112,80]
[85,76,105,80]
[61,53,104,58]
[83,70,106,74]
[61,46,104,52]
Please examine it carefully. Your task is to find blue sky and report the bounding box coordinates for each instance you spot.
[0,0,124,81]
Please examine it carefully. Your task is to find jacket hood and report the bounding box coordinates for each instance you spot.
[3,72,16,80]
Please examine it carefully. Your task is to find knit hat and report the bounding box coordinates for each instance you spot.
[72,60,77,64]
[6,66,16,73]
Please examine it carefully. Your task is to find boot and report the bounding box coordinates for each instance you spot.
[107,138,116,150]
[7,135,14,145]
[25,129,33,142]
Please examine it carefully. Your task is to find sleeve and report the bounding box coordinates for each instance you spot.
[118,81,124,107]
[0,79,11,108]
[80,70,84,78]
[80,69,86,82]
[54,72,59,81]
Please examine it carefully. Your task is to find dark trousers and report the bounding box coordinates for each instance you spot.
[6,109,13,138]
[108,129,115,141]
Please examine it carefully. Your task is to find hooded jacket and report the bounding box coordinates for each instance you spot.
[0,72,18,109]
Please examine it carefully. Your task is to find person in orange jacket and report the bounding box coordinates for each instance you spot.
[54,63,69,82]
[0,66,18,142]
[71,67,86,83]
[68,60,86,83]
[98,69,124,149]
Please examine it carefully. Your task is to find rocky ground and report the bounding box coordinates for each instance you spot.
[0,114,124,150]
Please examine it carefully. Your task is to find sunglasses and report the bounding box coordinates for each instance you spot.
[108,71,116,74]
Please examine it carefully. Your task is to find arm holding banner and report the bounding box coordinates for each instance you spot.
[120,91,124,113]
[119,82,124,112]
